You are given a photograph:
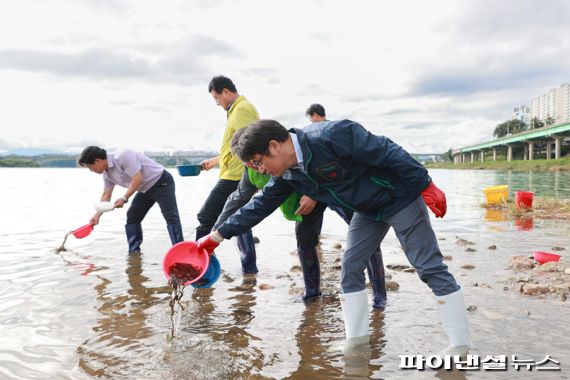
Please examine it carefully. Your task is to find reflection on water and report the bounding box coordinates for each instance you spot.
[484,209,509,222]
[492,169,570,198]
[77,253,166,377]
[1,168,570,379]
[514,217,534,231]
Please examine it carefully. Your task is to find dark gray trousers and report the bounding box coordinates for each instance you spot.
[341,196,459,297]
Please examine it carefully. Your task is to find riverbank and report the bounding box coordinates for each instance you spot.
[0,152,216,168]
[483,197,570,220]
[426,157,570,171]
[478,196,570,302]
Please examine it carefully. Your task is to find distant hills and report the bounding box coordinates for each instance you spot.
[0,151,218,168]
[3,148,63,156]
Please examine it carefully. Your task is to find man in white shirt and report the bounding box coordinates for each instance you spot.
[78,146,184,253]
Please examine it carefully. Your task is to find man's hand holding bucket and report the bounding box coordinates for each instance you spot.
[197,231,224,254]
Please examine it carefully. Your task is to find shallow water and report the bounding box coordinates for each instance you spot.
[1,168,569,379]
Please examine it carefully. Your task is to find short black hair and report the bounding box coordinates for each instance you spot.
[231,120,289,162]
[78,146,107,166]
[208,75,237,94]
[305,103,326,117]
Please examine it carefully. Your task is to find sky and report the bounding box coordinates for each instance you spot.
[1,0,569,155]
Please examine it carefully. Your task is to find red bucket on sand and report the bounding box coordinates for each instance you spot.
[515,191,534,209]
[532,251,561,265]
[162,241,210,286]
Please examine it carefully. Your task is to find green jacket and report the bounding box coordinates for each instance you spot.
[213,167,303,231]
[248,169,302,222]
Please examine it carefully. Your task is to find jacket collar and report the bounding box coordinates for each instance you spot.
[289,128,311,172]
[227,95,245,114]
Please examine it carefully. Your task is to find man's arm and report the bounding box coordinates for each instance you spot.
[114,171,143,208]
[90,187,114,225]
[201,156,220,171]
[216,176,295,239]
[213,169,258,230]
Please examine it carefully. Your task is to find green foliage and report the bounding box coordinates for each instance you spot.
[493,119,527,138]
[530,117,544,129]
[0,153,216,168]
[0,157,39,167]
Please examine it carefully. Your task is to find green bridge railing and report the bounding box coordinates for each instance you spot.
[458,122,570,153]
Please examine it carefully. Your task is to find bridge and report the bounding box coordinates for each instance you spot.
[410,153,446,163]
[452,122,570,164]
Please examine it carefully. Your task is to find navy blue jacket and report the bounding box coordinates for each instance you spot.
[217,119,431,238]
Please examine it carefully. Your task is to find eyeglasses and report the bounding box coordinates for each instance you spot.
[247,155,264,169]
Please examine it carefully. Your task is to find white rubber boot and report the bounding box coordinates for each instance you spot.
[436,288,471,358]
[340,289,369,349]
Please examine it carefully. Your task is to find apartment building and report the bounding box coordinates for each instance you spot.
[530,83,570,125]
[512,105,530,124]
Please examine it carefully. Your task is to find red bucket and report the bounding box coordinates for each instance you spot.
[515,191,534,209]
[72,224,94,239]
[162,241,210,286]
[532,251,561,265]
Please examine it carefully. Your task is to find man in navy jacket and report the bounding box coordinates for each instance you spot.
[198,119,470,356]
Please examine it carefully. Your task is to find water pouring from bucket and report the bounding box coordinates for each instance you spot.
[163,241,221,288]
[57,224,94,252]
[163,241,221,338]
[57,202,116,251]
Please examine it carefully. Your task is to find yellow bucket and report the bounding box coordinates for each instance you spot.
[483,185,509,205]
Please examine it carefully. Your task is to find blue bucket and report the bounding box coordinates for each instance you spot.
[191,255,221,288]
[176,164,202,177]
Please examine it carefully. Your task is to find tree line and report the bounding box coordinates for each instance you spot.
[492,116,556,138]
[0,153,217,168]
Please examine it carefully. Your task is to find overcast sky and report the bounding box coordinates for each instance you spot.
[1,0,569,154]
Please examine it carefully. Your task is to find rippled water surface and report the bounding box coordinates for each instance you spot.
[1,168,569,379]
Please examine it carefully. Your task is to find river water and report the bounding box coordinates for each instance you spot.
[0,168,569,379]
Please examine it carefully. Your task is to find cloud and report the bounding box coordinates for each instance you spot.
[138,105,171,113]
[409,0,570,97]
[410,56,569,97]
[0,34,242,86]
[338,92,390,103]
[296,84,338,98]
[178,0,236,11]
[310,33,333,43]
[400,122,432,130]
[81,0,131,12]
[265,111,308,128]
[241,67,279,77]
[0,48,152,78]
[445,1,570,43]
